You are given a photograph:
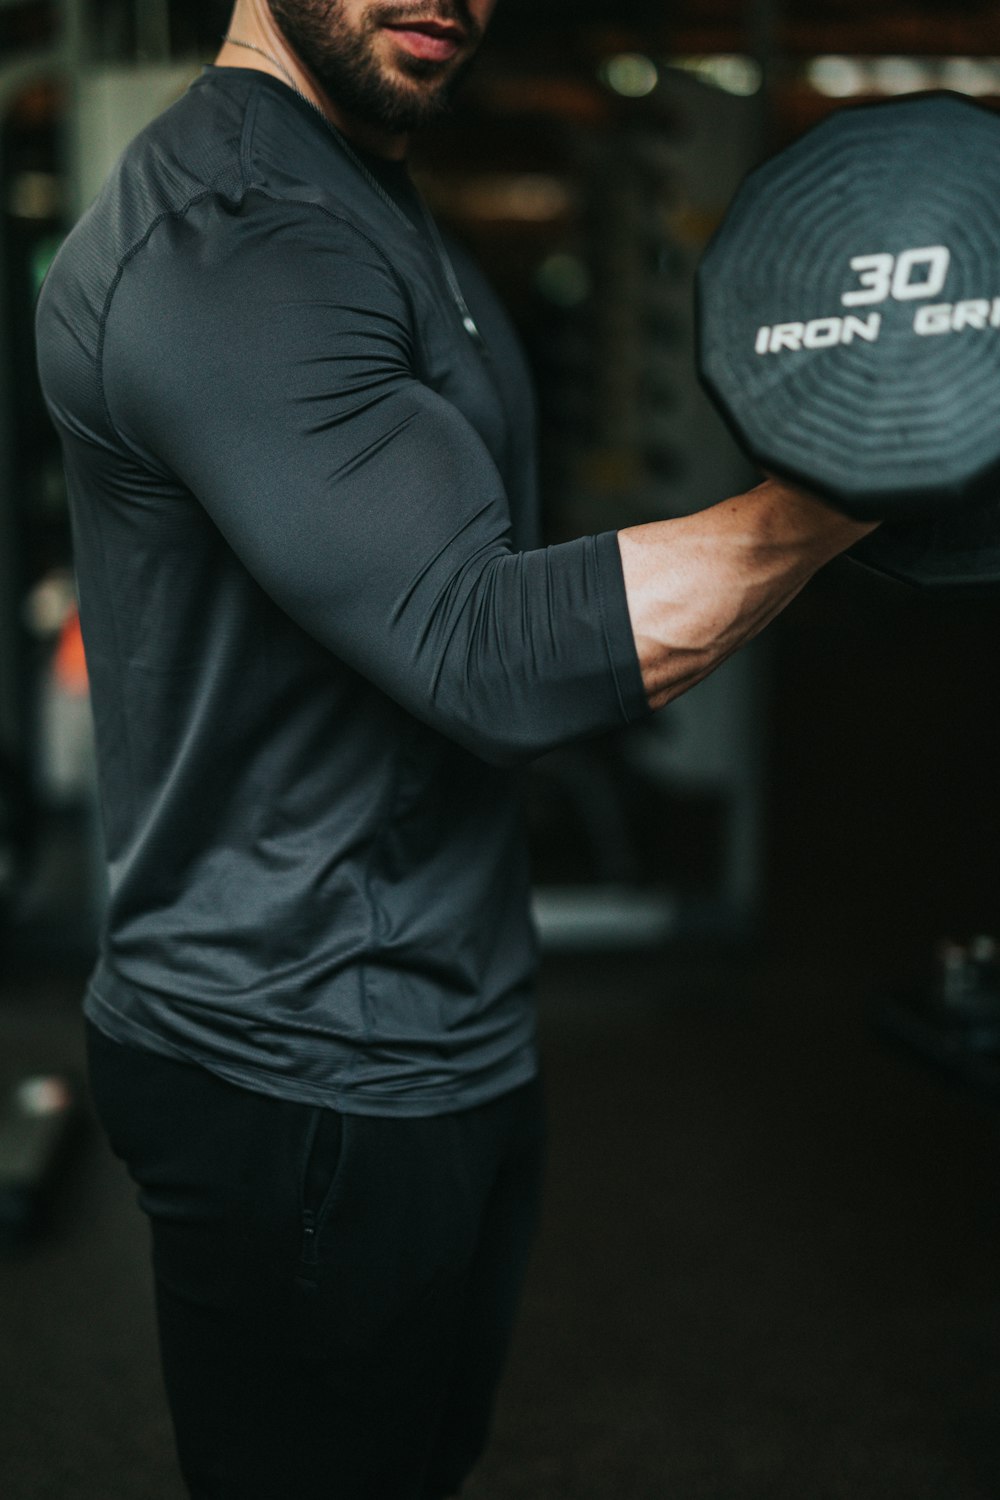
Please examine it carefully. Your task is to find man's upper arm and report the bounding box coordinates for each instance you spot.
[101,195,646,762]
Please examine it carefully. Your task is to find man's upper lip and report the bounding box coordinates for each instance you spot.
[384,19,465,40]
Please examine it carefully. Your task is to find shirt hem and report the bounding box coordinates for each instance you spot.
[83,982,539,1119]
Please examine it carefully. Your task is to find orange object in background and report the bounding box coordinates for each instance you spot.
[52,609,88,697]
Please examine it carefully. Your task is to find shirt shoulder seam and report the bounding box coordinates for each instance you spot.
[97,186,413,452]
[95,181,232,451]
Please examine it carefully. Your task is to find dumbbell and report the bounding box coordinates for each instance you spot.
[696,91,1000,589]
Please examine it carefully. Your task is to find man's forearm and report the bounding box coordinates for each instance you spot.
[619,478,877,711]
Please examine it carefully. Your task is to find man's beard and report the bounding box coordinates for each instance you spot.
[267,1,482,132]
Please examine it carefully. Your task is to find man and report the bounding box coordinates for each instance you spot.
[36,2,874,1496]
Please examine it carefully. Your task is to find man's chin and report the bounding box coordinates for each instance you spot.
[376,68,459,123]
[396,55,454,82]
[341,82,451,133]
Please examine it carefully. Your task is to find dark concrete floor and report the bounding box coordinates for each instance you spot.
[1,948,998,1500]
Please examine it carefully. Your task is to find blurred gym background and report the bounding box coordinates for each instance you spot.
[1,2,999,1497]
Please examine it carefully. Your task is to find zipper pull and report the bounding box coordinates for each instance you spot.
[301,1208,319,1265]
[462,314,490,357]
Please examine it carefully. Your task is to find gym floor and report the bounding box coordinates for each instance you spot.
[2,558,999,1500]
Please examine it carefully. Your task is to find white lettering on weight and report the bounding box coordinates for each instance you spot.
[953,300,990,331]
[752,243,977,355]
[914,298,1000,336]
[754,312,881,355]
[913,304,952,337]
[841,246,951,307]
[841,253,895,307]
[770,323,804,352]
[889,247,951,302]
[803,317,842,349]
[842,314,882,345]
[754,297,1000,355]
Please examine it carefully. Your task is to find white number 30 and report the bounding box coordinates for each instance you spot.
[841,246,951,307]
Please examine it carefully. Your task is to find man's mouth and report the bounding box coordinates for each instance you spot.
[382,19,466,64]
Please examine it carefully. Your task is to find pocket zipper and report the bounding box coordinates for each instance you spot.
[301,1207,320,1266]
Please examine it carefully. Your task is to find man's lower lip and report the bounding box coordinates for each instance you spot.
[385,27,461,62]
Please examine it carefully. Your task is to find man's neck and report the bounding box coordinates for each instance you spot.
[216,2,409,160]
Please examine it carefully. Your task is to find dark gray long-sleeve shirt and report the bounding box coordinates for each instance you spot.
[35,67,648,1115]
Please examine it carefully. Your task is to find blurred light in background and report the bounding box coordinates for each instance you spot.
[7,171,61,221]
[667,56,764,97]
[806,56,869,97]
[600,54,660,98]
[870,56,932,94]
[807,54,1000,98]
[599,54,764,101]
[939,57,998,95]
[603,51,1000,103]
[443,173,574,222]
[535,252,592,308]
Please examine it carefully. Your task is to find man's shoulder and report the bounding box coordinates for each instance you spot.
[62,72,411,292]
[44,77,400,333]
[39,76,242,316]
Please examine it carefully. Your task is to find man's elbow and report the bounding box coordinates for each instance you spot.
[446,714,548,770]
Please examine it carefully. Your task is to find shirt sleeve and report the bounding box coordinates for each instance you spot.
[101,195,648,766]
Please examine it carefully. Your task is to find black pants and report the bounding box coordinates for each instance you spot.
[86,1021,545,1500]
